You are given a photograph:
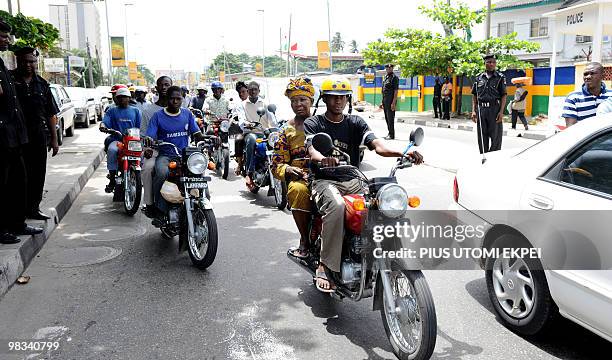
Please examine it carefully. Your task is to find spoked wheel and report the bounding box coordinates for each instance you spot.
[273,177,288,210]
[123,168,142,216]
[380,270,437,360]
[180,207,218,270]
[215,148,223,177]
[222,148,230,179]
[160,227,174,240]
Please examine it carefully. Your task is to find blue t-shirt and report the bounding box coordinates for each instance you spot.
[103,105,142,141]
[146,108,200,157]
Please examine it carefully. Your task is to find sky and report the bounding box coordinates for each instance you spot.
[3,0,488,72]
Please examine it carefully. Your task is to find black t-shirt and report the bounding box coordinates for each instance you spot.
[383,73,399,99]
[471,71,507,104]
[12,72,59,138]
[0,58,28,149]
[304,114,377,167]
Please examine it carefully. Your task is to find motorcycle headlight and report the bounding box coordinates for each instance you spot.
[128,140,142,152]
[267,132,280,148]
[220,120,230,133]
[377,184,408,218]
[187,152,208,175]
[126,128,140,137]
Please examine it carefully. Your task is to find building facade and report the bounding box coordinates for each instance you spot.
[491,0,612,66]
[48,0,102,55]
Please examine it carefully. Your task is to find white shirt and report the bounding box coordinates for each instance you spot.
[237,97,277,131]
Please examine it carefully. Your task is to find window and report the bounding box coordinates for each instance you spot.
[498,22,514,37]
[530,18,548,37]
[576,35,593,43]
[559,132,612,196]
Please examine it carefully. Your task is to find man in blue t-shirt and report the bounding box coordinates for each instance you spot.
[146,86,206,215]
[100,87,142,193]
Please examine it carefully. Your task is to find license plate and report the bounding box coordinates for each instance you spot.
[181,177,208,189]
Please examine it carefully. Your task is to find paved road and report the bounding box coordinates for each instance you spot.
[0,116,610,359]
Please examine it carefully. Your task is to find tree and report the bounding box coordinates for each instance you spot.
[363,0,540,114]
[349,40,358,53]
[0,11,59,51]
[331,32,344,52]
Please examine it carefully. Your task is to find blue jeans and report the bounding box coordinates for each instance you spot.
[245,133,263,173]
[107,140,119,171]
[153,155,171,212]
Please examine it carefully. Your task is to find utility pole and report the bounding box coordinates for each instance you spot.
[257,9,265,77]
[485,0,491,41]
[6,0,12,15]
[124,3,134,62]
[86,38,95,88]
[327,0,333,72]
[287,13,292,77]
[103,0,113,84]
[16,0,20,13]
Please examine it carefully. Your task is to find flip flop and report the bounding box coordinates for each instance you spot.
[315,269,336,293]
[288,246,309,259]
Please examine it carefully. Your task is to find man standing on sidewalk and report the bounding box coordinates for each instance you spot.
[0,21,43,244]
[471,54,507,153]
[433,78,442,119]
[381,63,399,140]
[562,62,609,127]
[12,47,60,220]
[441,77,452,120]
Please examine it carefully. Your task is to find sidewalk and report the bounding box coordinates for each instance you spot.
[367,108,556,140]
[0,127,105,298]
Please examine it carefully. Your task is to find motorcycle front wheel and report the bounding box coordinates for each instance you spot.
[123,167,142,216]
[222,148,230,180]
[180,207,218,270]
[272,177,288,210]
[380,270,437,360]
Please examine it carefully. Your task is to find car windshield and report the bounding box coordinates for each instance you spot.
[64,87,87,101]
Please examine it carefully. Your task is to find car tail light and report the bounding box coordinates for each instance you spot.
[453,176,459,203]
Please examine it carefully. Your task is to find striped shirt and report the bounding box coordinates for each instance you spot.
[597,97,612,116]
[562,84,610,121]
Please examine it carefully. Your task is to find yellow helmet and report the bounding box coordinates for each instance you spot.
[320,77,352,96]
[128,85,136,92]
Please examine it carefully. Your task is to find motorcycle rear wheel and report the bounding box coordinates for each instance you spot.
[273,177,288,210]
[123,168,142,216]
[380,270,437,360]
[180,207,218,270]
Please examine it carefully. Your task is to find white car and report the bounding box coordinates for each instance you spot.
[453,114,612,341]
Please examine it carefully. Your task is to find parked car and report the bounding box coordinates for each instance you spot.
[86,88,108,120]
[49,84,76,146]
[65,86,97,127]
[452,114,612,341]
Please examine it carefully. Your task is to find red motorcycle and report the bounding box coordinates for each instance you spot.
[102,127,143,215]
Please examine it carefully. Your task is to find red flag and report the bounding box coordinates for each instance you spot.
[290,43,298,51]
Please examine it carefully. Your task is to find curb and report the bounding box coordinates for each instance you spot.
[387,115,551,139]
[0,148,105,299]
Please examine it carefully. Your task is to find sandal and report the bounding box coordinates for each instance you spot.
[315,268,336,293]
[289,246,309,259]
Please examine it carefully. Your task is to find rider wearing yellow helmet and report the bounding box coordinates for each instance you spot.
[304,76,424,292]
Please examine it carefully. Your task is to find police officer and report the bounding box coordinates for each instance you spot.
[380,63,399,139]
[12,47,60,221]
[471,54,507,153]
[0,22,43,244]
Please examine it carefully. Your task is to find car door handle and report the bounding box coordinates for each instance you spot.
[528,194,554,210]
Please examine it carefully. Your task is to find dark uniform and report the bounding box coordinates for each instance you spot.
[472,70,507,153]
[382,70,399,139]
[12,71,59,214]
[0,56,29,234]
[433,80,442,118]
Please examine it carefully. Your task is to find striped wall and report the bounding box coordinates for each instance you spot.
[359,66,577,116]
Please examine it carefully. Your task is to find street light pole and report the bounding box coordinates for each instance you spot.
[327,0,332,72]
[6,0,12,15]
[257,9,265,77]
[102,0,113,84]
[124,3,134,63]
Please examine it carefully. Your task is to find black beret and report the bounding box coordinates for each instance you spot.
[14,46,40,58]
[483,54,497,60]
[0,19,11,33]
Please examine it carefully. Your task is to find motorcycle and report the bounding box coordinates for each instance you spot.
[152,139,219,270]
[241,105,288,210]
[101,127,143,216]
[191,108,206,132]
[204,113,231,180]
[287,127,437,360]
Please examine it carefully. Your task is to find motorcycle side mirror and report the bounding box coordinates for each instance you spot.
[311,133,334,156]
[256,107,266,117]
[267,104,277,114]
[409,127,424,146]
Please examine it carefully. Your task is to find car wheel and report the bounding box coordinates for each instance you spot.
[83,112,91,128]
[65,121,74,137]
[485,234,558,336]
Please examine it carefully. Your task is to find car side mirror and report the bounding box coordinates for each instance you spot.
[267,104,277,114]
[311,133,334,156]
[409,127,424,146]
[62,98,71,104]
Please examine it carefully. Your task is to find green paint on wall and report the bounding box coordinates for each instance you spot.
[532,95,549,115]
[424,94,434,111]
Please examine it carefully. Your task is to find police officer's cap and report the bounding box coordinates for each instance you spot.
[385,63,394,68]
[14,46,40,58]
[483,54,497,61]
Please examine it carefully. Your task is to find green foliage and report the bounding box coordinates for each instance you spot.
[0,11,59,51]
[331,32,344,52]
[208,52,293,77]
[363,1,539,78]
[349,40,358,53]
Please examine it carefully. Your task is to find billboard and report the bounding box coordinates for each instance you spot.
[128,61,138,80]
[111,36,126,67]
[68,56,85,68]
[317,41,330,69]
[44,58,64,73]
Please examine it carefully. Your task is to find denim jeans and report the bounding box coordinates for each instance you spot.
[153,155,171,212]
[244,133,263,173]
[107,140,119,171]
